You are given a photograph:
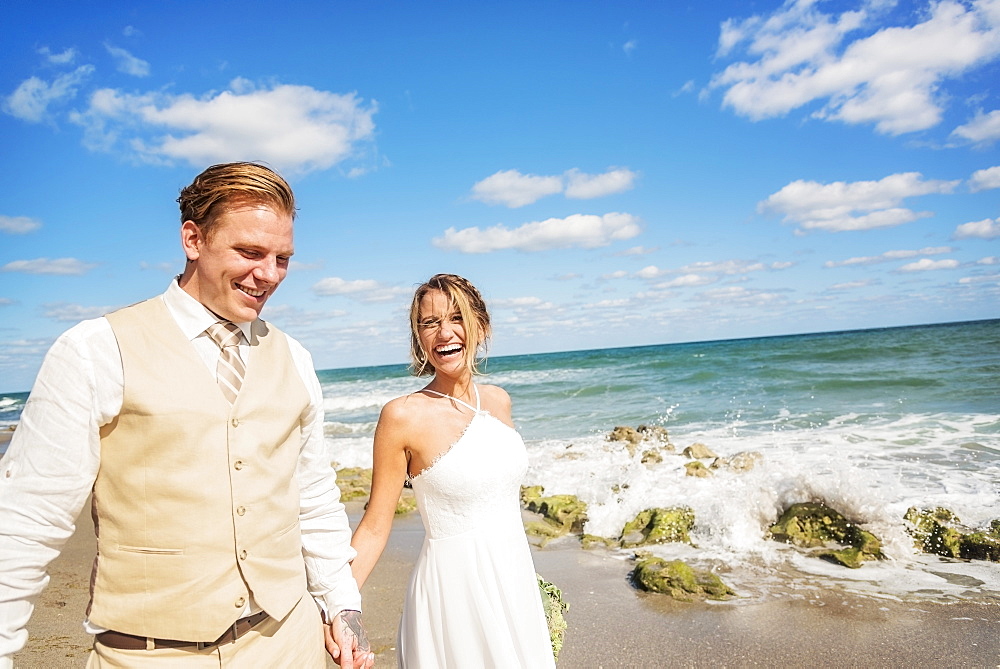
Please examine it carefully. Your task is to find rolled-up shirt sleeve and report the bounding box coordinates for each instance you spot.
[0,319,113,662]
[289,340,363,618]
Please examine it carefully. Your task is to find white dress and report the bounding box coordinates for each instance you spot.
[398,386,557,668]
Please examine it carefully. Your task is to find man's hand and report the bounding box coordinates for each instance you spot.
[323,609,374,668]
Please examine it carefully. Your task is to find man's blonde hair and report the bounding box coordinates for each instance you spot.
[177,162,296,238]
[409,274,491,377]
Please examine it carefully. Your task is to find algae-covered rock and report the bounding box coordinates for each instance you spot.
[581,534,619,550]
[682,443,718,459]
[608,426,642,446]
[904,507,1000,562]
[631,557,735,601]
[621,507,695,548]
[537,574,569,661]
[711,451,763,473]
[637,424,671,446]
[684,461,712,478]
[769,502,883,568]
[640,447,665,465]
[527,494,588,533]
[336,467,373,501]
[524,520,567,547]
[904,506,964,557]
[394,492,417,515]
[522,491,589,546]
[959,532,1000,561]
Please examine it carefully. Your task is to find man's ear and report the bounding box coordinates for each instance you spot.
[180,220,203,261]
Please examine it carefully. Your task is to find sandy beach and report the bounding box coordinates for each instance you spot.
[13,501,1000,668]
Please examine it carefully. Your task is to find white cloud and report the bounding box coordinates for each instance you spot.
[470,170,563,207]
[759,172,959,232]
[0,215,41,234]
[952,109,1000,145]
[978,256,999,265]
[824,246,953,267]
[656,273,716,289]
[897,258,961,272]
[954,217,1000,239]
[104,43,150,77]
[711,0,1000,135]
[491,296,548,308]
[697,285,784,306]
[3,65,94,122]
[0,298,14,306]
[564,168,638,199]
[434,212,641,253]
[69,79,378,174]
[470,167,637,207]
[827,279,875,291]
[311,277,405,302]
[42,302,118,322]
[615,245,658,257]
[38,47,77,65]
[635,265,664,279]
[969,165,1000,191]
[1,257,96,275]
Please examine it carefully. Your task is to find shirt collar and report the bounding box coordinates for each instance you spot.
[164,278,254,342]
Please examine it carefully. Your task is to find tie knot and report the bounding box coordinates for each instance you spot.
[206,321,242,349]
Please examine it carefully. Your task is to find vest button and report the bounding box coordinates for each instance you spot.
[239,549,248,560]
[236,506,246,516]
[231,417,240,427]
[234,460,244,470]
[235,597,246,608]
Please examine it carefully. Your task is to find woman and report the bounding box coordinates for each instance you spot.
[350,274,556,668]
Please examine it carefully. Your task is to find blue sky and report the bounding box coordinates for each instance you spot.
[2,0,999,393]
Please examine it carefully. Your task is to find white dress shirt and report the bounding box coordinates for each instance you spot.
[0,281,361,664]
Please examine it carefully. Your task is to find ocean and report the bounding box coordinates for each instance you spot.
[3,318,999,603]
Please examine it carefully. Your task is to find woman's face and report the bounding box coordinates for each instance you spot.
[417,289,468,376]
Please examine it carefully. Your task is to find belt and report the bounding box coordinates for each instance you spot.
[96,611,270,651]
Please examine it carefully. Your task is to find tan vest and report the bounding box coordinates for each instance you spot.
[89,297,310,640]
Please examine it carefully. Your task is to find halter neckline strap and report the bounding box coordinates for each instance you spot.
[423,384,481,413]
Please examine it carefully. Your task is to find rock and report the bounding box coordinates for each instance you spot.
[537,574,569,661]
[684,461,712,478]
[682,443,718,459]
[904,506,965,558]
[904,508,1000,562]
[336,467,373,501]
[630,557,735,601]
[960,532,1000,561]
[768,501,883,568]
[527,494,589,533]
[581,534,618,550]
[640,448,664,465]
[524,520,567,548]
[711,451,763,472]
[620,507,695,548]
[608,425,642,445]
[637,424,671,445]
[522,491,589,546]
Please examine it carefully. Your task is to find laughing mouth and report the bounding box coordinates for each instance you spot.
[238,285,266,298]
[435,344,463,357]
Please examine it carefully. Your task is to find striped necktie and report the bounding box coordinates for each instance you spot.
[206,321,245,405]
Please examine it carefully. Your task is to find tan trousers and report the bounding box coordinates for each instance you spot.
[86,595,325,668]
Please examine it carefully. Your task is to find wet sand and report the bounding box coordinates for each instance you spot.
[14,502,1000,668]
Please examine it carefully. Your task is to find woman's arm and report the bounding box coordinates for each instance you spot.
[350,399,411,589]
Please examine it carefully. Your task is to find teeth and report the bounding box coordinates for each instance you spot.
[239,286,265,297]
[436,344,462,354]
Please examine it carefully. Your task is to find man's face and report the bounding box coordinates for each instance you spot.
[179,204,294,323]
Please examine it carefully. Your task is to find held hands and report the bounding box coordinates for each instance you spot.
[324,609,375,668]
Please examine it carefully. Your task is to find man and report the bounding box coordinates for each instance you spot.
[0,163,374,668]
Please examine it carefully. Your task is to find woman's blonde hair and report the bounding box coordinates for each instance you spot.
[409,274,491,377]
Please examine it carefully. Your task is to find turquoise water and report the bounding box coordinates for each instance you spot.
[3,318,999,601]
